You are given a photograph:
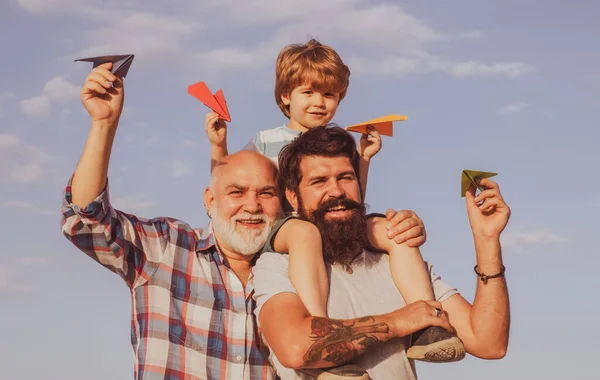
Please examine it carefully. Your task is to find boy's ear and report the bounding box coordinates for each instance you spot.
[285,188,299,212]
[281,92,291,106]
[204,187,215,218]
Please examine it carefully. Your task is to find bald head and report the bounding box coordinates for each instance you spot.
[210,150,278,191]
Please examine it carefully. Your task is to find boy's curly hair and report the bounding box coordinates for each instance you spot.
[274,39,350,118]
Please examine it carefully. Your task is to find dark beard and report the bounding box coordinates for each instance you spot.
[298,195,368,268]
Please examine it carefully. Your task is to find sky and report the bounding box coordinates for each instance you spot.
[1,0,598,379]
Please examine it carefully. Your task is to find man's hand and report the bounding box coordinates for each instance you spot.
[368,209,426,248]
[205,111,227,147]
[358,125,382,161]
[80,62,124,125]
[466,178,510,239]
[389,300,455,338]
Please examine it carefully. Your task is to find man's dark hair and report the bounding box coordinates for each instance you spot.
[278,125,361,196]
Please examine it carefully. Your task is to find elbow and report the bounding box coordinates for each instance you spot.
[276,342,309,369]
[472,344,508,360]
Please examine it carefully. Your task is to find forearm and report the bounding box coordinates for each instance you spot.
[210,143,228,171]
[470,236,510,356]
[274,313,397,369]
[358,157,370,199]
[288,240,328,318]
[71,120,118,208]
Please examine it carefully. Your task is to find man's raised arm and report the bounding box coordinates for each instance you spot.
[71,62,123,207]
[441,178,511,359]
[61,62,176,289]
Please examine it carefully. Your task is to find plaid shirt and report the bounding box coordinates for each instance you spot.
[60,181,276,380]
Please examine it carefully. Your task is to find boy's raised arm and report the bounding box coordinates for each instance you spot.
[205,111,229,171]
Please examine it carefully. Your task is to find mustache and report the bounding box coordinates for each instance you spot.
[314,196,361,216]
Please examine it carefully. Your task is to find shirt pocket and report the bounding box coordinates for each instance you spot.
[169,281,225,351]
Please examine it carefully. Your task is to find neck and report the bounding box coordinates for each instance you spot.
[215,239,254,287]
[287,119,309,132]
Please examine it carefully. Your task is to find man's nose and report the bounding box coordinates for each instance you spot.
[243,193,262,213]
[327,181,344,198]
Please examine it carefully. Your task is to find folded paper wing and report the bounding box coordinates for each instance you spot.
[461,170,497,197]
[187,82,231,122]
[75,54,135,77]
[345,114,408,137]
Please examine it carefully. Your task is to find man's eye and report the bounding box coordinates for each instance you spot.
[260,192,275,198]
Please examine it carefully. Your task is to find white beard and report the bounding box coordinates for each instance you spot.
[211,205,276,256]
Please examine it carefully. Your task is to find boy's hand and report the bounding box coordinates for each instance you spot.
[366,216,396,252]
[358,125,382,160]
[367,209,426,249]
[205,111,227,147]
[80,62,124,125]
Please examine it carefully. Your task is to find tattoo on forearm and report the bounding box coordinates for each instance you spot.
[303,316,389,366]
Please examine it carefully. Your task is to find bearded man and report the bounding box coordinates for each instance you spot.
[253,126,512,380]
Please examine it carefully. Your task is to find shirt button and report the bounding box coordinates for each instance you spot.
[236,355,242,362]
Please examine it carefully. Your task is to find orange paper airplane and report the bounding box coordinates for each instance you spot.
[345,114,408,137]
[188,82,231,122]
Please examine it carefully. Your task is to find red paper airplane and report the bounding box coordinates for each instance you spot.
[188,82,231,122]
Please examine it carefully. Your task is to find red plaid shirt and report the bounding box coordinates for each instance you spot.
[61,180,276,379]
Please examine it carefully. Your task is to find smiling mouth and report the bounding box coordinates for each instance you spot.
[236,219,264,225]
[309,112,326,116]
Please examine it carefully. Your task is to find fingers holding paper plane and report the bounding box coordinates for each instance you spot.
[80,62,124,123]
[465,177,511,238]
[358,125,382,160]
[205,111,227,146]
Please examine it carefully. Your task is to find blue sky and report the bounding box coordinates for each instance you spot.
[1,0,598,379]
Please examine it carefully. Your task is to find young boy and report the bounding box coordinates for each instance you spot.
[204,39,465,375]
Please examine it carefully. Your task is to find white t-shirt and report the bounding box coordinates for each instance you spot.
[252,251,459,380]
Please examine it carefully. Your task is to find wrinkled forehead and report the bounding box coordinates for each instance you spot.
[213,159,280,193]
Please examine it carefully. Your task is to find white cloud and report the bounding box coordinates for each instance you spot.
[25,0,532,81]
[43,76,80,102]
[173,159,190,178]
[189,1,534,80]
[74,12,196,60]
[21,76,79,117]
[20,95,51,116]
[438,61,534,78]
[0,134,55,183]
[501,227,567,253]
[499,102,529,116]
[112,194,155,214]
